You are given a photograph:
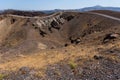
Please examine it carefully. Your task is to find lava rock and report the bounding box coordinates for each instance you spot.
[69,37,81,44]
[93,55,104,60]
[103,33,119,43]
[64,43,69,47]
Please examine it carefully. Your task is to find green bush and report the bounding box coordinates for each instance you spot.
[0,74,6,80]
[69,61,77,69]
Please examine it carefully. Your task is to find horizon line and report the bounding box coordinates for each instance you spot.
[0,5,120,11]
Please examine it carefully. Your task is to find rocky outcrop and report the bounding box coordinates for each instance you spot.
[32,12,74,36]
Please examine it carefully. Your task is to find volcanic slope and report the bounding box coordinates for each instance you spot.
[0,11,120,80]
[1,11,120,52]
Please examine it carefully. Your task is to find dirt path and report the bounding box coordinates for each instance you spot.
[89,12,120,21]
[5,12,63,19]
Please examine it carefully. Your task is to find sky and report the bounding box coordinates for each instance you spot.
[0,0,120,10]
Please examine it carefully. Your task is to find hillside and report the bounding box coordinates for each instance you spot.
[91,10,120,18]
[0,10,120,80]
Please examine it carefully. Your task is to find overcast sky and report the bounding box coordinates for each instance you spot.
[0,0,120,10]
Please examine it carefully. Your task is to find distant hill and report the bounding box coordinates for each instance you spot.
[0,10,4,13]
[79,5,120,12]
[42,5,120,14]
[0,9,47,17]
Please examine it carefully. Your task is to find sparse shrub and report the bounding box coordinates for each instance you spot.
[0,74,6,80]
[34,71,45,78]
[69,61,77,69]
[109,56,120,62]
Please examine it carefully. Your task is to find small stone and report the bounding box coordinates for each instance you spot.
[19,67,30,75]
[93,55,104,60]
[64,43,69,47]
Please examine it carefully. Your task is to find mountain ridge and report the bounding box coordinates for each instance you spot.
[1,5,120,14]
[42,5,120,13]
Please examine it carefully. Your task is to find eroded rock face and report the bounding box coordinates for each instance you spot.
[0,12,75,53]
[33,12,74,36]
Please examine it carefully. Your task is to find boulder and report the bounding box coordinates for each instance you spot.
[103,33,119,43]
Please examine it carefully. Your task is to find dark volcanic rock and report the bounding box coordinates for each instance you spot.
[103,33,119,43]
[93,55,104,60]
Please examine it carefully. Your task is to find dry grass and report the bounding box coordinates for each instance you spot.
[0,45,96,71]
[0,41,120,73]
